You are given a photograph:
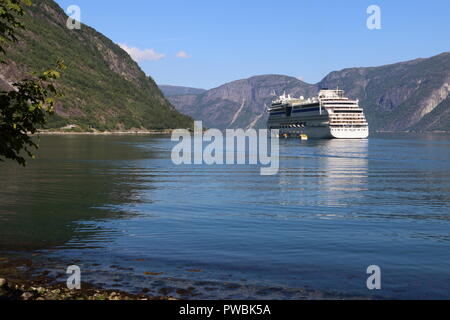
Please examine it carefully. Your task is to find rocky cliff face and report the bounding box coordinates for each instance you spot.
[0,0,192,131]
[165,53,450,132]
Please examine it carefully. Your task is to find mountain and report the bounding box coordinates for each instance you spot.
[159,85,206,97]
[164,75,316,129]
[165,53,450,132]
[0,0,192,131]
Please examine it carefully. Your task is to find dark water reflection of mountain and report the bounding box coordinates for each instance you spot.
[0,135,161,251]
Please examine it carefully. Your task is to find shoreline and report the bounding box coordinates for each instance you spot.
[0,255,374,301]
[0,257,175,301]
[36,130,175,136]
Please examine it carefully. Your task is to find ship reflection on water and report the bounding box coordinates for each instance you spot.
[277,138,369,208]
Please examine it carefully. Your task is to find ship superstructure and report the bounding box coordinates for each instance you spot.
[267,89,369,139]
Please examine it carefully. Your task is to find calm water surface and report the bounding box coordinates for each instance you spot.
[0,133,449,299]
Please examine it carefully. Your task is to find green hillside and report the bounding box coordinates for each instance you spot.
[1,0,192,131]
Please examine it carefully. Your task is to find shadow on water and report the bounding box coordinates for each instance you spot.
[0,135,165,251]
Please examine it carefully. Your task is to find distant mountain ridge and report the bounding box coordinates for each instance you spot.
[159,85,206,97]
[0,0,192,131]
[164,53,450,132]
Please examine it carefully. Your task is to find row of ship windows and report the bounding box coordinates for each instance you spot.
[270,122,333,129]
[330,113,364,119]
[270,124,369,129]
[331,125,369,130]
[273,123,306,129]
[325,105,359,107]
[330,114,364,116]
[331,128,367,131]
[331,110,363,113]
[330,121,368,124]
[330,117,366,121]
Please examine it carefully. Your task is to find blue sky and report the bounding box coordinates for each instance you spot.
[55,0,449,89]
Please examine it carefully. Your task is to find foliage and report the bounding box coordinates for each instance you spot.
[0,61,66,165]
[0,0,64,165]
[0,0,31,62]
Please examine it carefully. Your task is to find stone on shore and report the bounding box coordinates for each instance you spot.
[21,292,34,300]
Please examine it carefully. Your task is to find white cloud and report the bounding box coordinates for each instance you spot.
[176,51,190,59]
[119,43,165,62]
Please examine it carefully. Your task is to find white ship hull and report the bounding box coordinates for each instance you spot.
[275,126,369,139]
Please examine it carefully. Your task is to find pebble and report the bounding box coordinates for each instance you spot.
[21,292,34,300]
[37,287,46,294]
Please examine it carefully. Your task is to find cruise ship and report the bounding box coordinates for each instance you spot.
[267,89,369,139]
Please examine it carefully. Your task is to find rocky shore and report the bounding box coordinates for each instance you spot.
[0,257,176,301]
[0,277,176,300]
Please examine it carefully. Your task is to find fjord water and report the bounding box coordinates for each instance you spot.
[0,133,449,299]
